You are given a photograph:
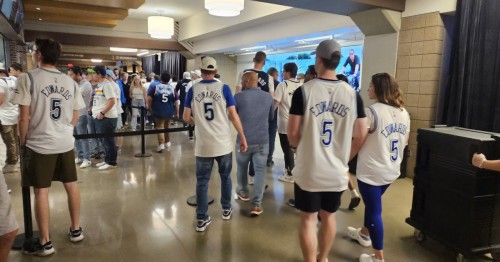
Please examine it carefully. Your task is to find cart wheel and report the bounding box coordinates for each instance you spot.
[456,253,467,262]
[492,251,500,261]
[414,229,426,242]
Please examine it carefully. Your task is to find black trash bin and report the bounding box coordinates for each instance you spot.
[406,126,500,261]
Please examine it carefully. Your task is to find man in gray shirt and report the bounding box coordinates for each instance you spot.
[234,71,274,216]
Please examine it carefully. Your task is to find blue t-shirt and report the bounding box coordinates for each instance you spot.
[234,87,274,145]
[148,83,176,119]
[116,79,126,104]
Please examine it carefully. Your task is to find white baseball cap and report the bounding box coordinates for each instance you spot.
[183,71,191,79]
[191,69,201,77]
[201,56,217,71]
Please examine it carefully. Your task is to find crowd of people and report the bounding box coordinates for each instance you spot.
[0,37,417,262]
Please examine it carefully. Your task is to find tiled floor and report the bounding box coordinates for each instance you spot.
[4,131,497,261]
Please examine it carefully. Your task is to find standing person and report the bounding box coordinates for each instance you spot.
[0,136,18,261]
[288,40,367,262]
[68,66,92,168]
[86,68,105,159]
[235,52,275,183]
[0,68,19,173]
[234,71,274,216]
[274,62,301,183]
[346,73,410,262]
[129,75,147,131]
[147,72,177,153]
[119,72,130,127]
[12,38,85,256]
[91,66,118,170]
[175,71,191,125]
[185,70,201,141]
[106,70,124,152]
[339,49,361,90]
[266,67,279,167]
[9,63,23,78]
[183,56,248,232]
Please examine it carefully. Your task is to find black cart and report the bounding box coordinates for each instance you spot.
[406,126,500,262]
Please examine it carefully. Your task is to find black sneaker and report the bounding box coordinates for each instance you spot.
[348,196,361,210]
[68,227,84,242]
[23,239,55,257]
[267,160,274,167]
[222,207,233,220]
[196,216,212,232]
[287,199,296,207]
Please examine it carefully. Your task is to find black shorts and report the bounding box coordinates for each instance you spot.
[22,147,78,188]
[294,183,344,213]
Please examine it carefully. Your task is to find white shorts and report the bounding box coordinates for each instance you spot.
[0,171,18,236]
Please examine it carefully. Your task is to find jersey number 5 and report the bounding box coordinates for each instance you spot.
[162,94,169,102]
[390,139,399,162]
[321,120,333,146]
[204,102,214,121]
[50,98,62,120]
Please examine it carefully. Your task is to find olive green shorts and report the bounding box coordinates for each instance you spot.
[22,147,78,188]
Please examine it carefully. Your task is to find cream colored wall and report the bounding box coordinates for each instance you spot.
[396,12,445,176]
[403,0,457,17]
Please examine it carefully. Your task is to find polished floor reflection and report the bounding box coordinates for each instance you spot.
[5,131,495,261]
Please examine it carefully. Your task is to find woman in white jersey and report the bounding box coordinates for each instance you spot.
[346,73,410,262]
[129,75,147,130]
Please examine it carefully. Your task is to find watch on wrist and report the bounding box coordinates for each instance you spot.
[100,112,105,116]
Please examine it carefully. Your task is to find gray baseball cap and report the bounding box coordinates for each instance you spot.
[312,40,341,59]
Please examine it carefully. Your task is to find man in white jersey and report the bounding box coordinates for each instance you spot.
[0,136,18,261]
[274,62,301,183]
[288,40,367,262]
[183,56,248,232]
[91,66,118,170]
[0,68,19,173]
[68,66,92,168]
[12,38,85,256]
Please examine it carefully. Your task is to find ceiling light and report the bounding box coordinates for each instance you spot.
[90,59,102,63]
[110,47,138,53]
[36,7,41,10]
[148,16,174,39]
[205,0,244,17]
[296,44,319,49]
[38,18,42,21]
[240,45,266,51]
[137,51,150,57]
[294,35,332,44]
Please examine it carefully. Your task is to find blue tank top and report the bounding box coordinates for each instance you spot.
[151,84,176,119]
[244,69,270,93]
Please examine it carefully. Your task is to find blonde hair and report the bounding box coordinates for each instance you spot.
[371,73,404,108]
[130,75,142,89]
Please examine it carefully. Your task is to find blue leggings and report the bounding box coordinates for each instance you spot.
[357,180,390,250]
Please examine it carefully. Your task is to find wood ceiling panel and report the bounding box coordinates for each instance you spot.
[53,0,145,9]
[25,11,119,27]
[24,0,128,20]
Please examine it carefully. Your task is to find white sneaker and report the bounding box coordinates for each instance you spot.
[347,227,372,247]
[359,254,384,262]
[75,158,83,164]
[278,174,294,183]
[248,175,255,185]
[3,164,18,173]
[80,160,91,169]
[164,142,171,148]
[96,162,107,167]
[98,163,116,170]
[156,144,165,152]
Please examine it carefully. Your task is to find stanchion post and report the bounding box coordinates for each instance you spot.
[135,106,152,157]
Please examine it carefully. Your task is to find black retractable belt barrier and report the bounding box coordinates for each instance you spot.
[134,106,152,157]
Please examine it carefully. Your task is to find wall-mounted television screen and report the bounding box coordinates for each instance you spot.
[0,0,23,33]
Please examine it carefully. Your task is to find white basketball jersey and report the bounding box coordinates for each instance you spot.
[191,81,233,157]
[357,103,410,186]
[12,68,84,154]
[275,79,301,134]
[293,79,358,192]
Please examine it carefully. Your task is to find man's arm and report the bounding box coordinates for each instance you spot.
[268,75,275,98]
[288,114,302,149]
[227,106,247,152]
[350,117,368,160]
[19,105,30,145]
[182,108,194,125]
[96,98,116,120]
[0,93,5,105]
[71,110,79,126]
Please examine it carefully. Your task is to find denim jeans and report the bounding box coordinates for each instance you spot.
[74,115,90,160]
[237,144,268,206]
[94,117,117,166]
[196,152,232,220]
[88,116,104,155]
